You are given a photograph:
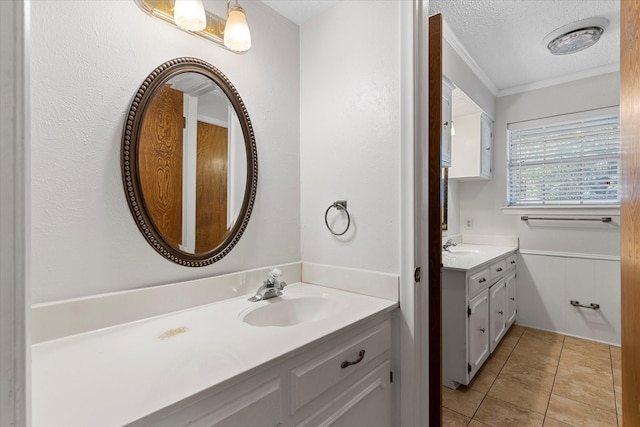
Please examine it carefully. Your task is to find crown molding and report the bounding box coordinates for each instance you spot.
[497,63,620,97]
[442,20,499,97]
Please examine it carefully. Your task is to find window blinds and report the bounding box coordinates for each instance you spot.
[507,107,620,206]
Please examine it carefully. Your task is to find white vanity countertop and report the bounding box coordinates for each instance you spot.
[31,283,398,427]
[441,244,517,271]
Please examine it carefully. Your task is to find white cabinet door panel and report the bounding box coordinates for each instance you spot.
[506,273,517,328]
[490,280,507,352]
[468,290,490,379]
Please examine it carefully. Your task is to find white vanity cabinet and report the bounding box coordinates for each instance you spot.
[449,112,493,180]
[442,250,517,389]
[131,315,393,427]
[441,79,454,167]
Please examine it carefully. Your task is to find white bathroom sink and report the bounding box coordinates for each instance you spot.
[239,295,346,327]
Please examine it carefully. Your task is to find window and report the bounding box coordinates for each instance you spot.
[507,107,620,206]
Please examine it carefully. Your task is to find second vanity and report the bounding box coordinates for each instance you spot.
[31,263,399,426]
[441,236,518,389]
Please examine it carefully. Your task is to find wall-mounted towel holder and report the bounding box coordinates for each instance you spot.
[570,300,600,310]
[521,215,612,223]
[325,200,351,236]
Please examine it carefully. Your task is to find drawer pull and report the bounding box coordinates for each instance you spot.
[510,260,516,265]
[496,267,503,272]
[510,297,515,301]
[480,328,485,333]
[479,278,487,283]
[341,350,366,369]
[498,311,503,315]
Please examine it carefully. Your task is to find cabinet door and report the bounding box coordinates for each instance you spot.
[441,83,453,167]
[480,113,492,179]
[490,279,507,352]
[506,273,517,328]
[468,290,490,379]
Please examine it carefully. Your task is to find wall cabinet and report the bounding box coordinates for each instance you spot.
[441,79,454,167]
[449,112,493,180]
[132,316,393,427]
[442,251,517,389]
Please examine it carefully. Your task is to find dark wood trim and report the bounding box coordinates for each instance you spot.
[620,2,640,425]
[428,13,443,426]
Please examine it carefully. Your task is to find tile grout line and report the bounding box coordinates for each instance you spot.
[544,333,565,424]
[468,326,526,424]
[610,345,621,427]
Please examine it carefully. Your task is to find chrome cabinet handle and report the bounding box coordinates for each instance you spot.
[496,267,503,272]
[479,278,487,283]
[341,350,366,368]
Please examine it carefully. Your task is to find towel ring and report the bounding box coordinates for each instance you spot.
[325,200,351,236]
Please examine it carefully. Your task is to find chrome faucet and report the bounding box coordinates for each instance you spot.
[248,268,287,302]
[443,238,457,252]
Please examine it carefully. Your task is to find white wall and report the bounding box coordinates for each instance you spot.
[30,0,301,303]
[458,72,621,344]
[300,1,401,274]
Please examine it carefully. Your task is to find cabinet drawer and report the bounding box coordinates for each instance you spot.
[490,260,507,280]
[290,320,391,414]
[297,360,391,427]
[506,254,517,270]
[468,268,491,296]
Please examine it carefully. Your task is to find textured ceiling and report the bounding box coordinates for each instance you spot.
[261,0,620,95]
[429,0,620,93]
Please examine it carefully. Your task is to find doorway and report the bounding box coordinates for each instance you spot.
[427,4,640,426]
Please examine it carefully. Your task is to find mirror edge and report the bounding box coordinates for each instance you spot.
[120,57,258,267]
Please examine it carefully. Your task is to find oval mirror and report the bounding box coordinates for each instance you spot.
[121,57,257,267]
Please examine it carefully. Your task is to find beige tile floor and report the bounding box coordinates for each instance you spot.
[442,326,622,427]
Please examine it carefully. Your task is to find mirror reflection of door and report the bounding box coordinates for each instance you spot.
[196,121,228,252]
[139,84,184,249]
[139,73,246,255]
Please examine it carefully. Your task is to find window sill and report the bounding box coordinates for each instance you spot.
[501,205,620,216]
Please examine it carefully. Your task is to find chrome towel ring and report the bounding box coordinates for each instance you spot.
[325,200,351,236]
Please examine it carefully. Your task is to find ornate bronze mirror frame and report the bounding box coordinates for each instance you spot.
[121,57,257,267]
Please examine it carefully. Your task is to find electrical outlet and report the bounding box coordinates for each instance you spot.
[464,217,473,230]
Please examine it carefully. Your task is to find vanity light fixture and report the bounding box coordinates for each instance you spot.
[134,0,251,54]
[224,0,251,52]
[543,18,608,55]
[173,0,206,31]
